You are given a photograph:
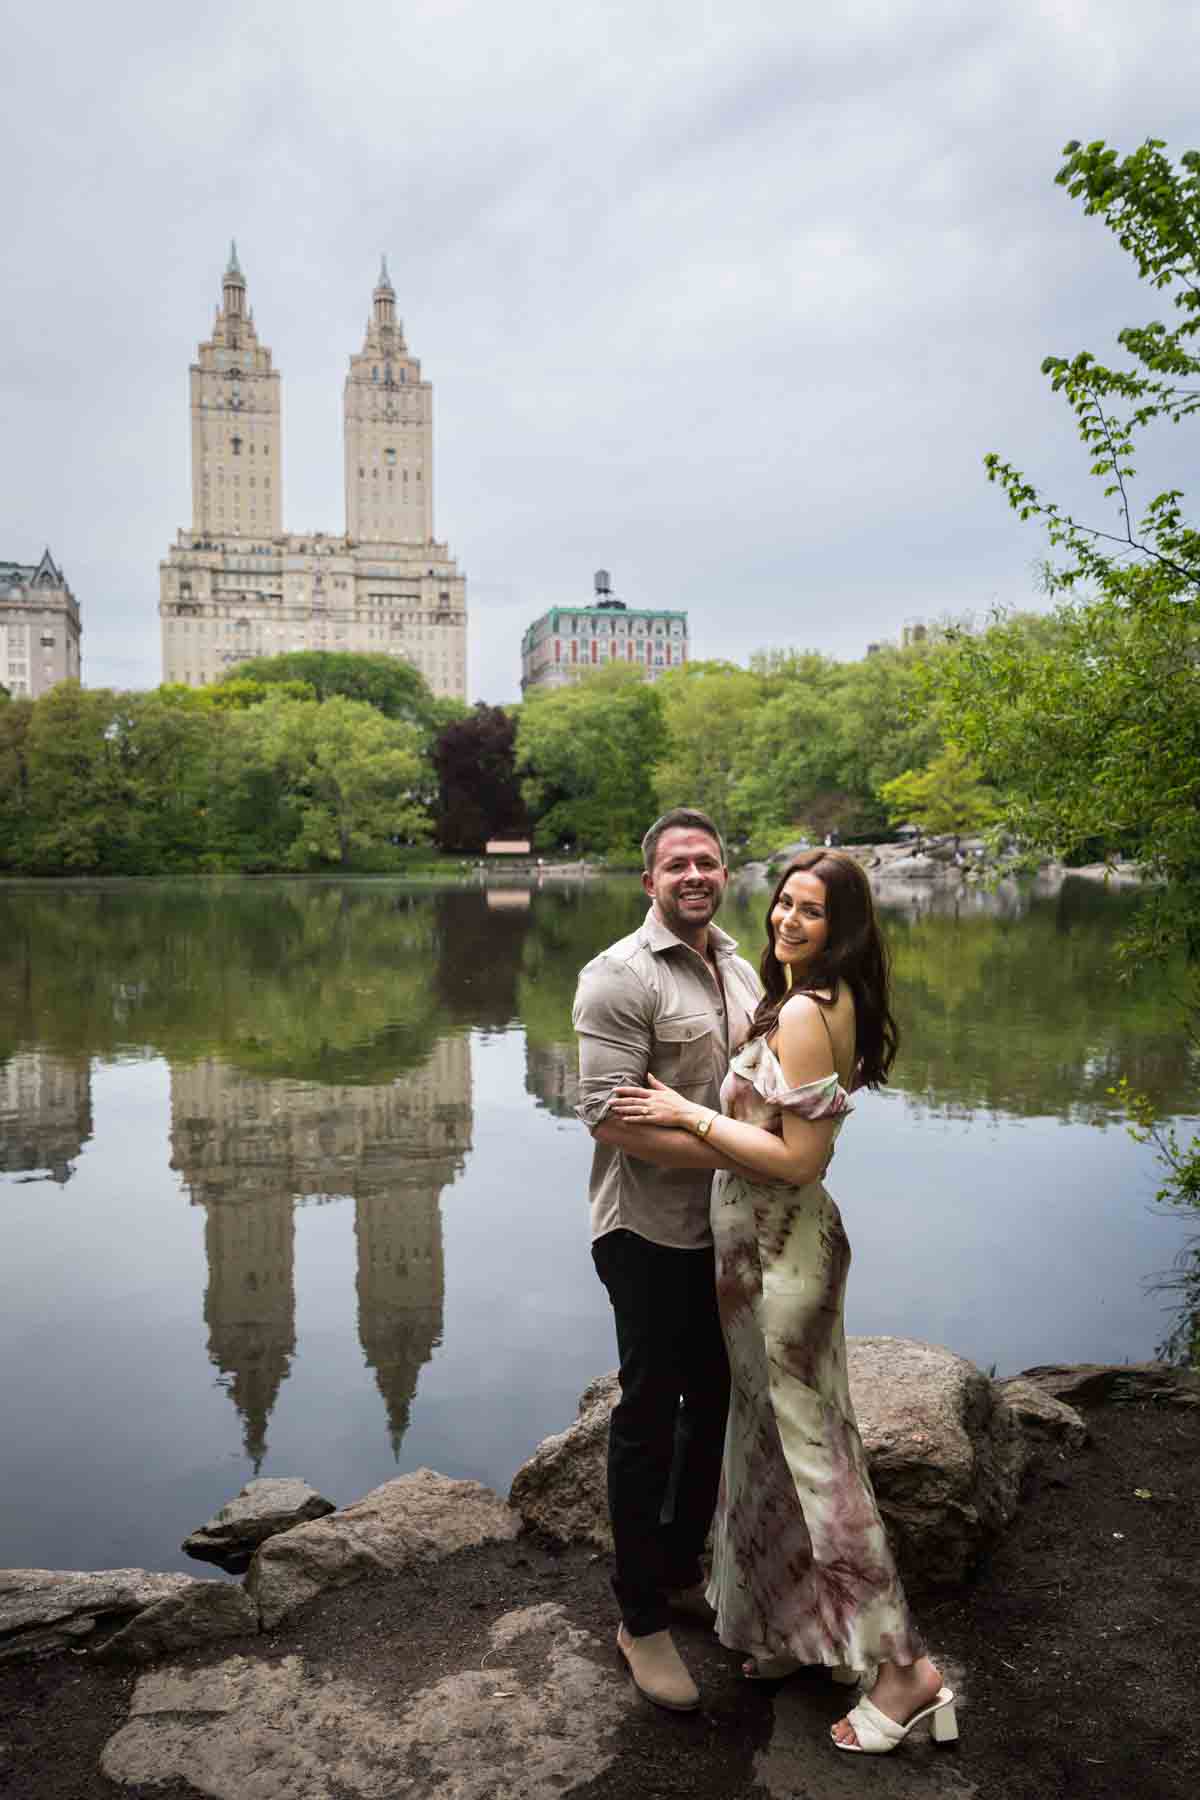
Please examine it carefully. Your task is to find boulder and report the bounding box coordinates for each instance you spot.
[91,1579,259,1664]
[847,1336,1022,1589]
[1015,1362,1200,1409]
[0,1569,194,1662]
[509,1339,1031,1590]
[874,853,943,880]
[508,1373,617,1551]
[183,1478,336,1570]
[245,1467,521,1630]
[993,1377,1089,1452]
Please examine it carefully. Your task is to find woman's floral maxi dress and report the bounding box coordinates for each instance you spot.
[705,1033,924,1675]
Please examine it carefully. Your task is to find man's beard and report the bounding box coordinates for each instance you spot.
[657,886,720,937]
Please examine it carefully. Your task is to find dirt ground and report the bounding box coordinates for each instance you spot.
[2,1389,1196,1800]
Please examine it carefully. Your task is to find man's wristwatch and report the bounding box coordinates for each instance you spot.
[693,1110,715,1138]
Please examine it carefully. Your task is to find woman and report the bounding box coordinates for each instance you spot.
[611,851,957,1755]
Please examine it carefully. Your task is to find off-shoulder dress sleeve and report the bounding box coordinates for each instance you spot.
[722,1035,854,1126]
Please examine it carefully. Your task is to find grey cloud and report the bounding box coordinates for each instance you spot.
[3,0,1198,698]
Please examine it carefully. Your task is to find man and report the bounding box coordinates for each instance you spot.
[573,807,762,1711]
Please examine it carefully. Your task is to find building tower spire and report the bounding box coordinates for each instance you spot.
[223,241,246,319]
[373,254,396,330]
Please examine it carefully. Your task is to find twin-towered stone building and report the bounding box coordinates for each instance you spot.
[160,247,467,700]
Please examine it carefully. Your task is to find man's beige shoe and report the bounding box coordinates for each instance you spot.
[616,1625,700,1711]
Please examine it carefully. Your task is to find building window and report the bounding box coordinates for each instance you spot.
[40,634,55,648]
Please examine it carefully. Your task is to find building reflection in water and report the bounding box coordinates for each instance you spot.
[0,1051,93,1185]
[168,1036,472,1465]
[524,1041,579,1121]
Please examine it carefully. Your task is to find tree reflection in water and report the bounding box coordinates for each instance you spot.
[0,872,1193,1480]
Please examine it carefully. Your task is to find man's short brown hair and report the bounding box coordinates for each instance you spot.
[641,807,726,872]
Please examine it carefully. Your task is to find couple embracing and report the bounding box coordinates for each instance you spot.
[572,807,957,1757]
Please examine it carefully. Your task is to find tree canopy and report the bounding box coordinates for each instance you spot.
[219,650,457,731]
[941,137,1200,962]
[431,704,527,851]
[515,665,667,853]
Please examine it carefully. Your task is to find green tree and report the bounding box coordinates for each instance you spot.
[0,695,34,868]
[650,662,765,839]
[729,668,845,845]
[20,685,134,872]
[515,665,666,853]
[879,744,1000,847]
[244,693,431,868]
[950,138,1200,955]
[220,651,446,729]
[943,135,1200,1289]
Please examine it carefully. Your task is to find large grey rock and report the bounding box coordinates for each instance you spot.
[0,1568,194,1662]
[246,1468,521,1629]
[874,852,943,880]
[1015,1361,1200,1408]
[848,1336,1022,1589]
[993,1376,1089,1452]
[508,1372,617,1550]
[92,1579,259,1664]
[101,1604,628,1799]
[183,1477,336,1568]
[510,1339,1030,1589]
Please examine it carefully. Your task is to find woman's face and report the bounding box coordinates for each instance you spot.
[770,870,829,972]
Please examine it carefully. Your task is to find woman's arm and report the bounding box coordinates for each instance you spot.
[610,998,840,1185]
[592,1117,762,1177]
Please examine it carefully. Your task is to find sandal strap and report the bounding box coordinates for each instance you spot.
[844,1696,906,1750]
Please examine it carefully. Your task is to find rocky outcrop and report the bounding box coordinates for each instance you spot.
[508,1373,618,1552]
[1013,1362,1200,1409]
[91,1580,260,1665]
[0,1569,194,1662]
[847,1336,1021,1589]
[101,1604,630,1800]
[509,1337,1090,1590]
[994,1376,1090,1450]
[246,1468,522,1629]
[183,1477,337,1570]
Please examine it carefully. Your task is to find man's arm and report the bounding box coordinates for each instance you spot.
[573,955,759,1175]
[592,1115,758,1174]
[573,958,711,1171]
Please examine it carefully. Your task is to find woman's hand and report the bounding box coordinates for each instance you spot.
[610,1073,696,1130]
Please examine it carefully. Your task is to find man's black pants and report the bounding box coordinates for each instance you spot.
[592,1228,731,1639]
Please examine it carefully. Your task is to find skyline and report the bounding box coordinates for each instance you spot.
[4,0,1199,705]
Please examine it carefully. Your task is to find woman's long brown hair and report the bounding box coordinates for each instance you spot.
[745,850,899,1088]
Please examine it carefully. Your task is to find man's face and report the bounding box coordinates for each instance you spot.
[642,827,728,939]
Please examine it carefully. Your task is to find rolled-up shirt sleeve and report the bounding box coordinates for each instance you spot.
[572,958,653,1131]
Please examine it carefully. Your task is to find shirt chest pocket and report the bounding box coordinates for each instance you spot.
[654,1013,716,1091]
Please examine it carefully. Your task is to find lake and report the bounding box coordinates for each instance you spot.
[0,873,1195,1576]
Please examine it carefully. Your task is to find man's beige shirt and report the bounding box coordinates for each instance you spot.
[573,908,762,1249]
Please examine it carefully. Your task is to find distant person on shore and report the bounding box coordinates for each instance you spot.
[573,808,762,1711]
[609,851,957,1755]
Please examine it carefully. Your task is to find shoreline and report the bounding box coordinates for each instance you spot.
[2,1359,1196,1800]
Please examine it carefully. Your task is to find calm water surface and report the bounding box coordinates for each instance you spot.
[0,875,1195,1574]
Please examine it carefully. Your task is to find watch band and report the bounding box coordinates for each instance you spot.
[694,1111,714,1138]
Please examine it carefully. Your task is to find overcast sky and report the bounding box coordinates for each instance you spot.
[4,0,1198,704]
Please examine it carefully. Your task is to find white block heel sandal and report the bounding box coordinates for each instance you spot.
[832,1686,958,1754]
